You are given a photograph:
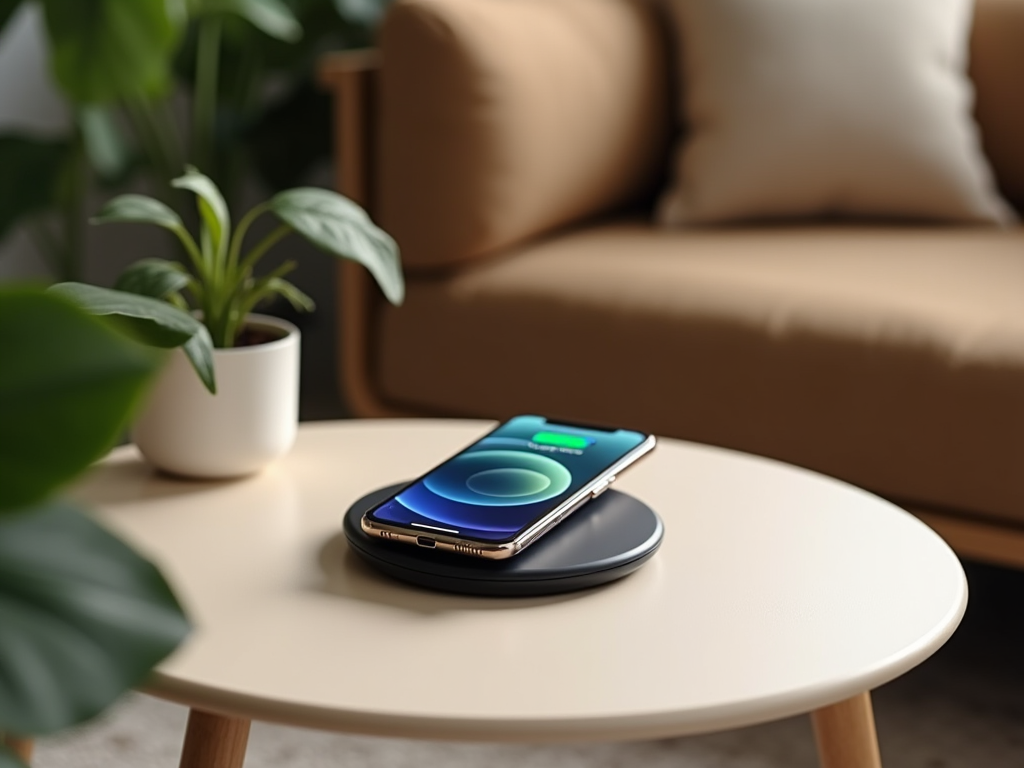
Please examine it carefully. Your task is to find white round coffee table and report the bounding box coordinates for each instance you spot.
[70,420,966,768]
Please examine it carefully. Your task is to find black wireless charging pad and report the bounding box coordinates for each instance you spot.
[343,483,664,596]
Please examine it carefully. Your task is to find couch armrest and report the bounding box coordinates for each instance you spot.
[318,49,379,208]
[379,0,672,271]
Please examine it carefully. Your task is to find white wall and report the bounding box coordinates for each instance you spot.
[0,5,67,133]
[0,5,174,286]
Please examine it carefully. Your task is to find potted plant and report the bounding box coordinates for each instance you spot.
[55,166,403,478]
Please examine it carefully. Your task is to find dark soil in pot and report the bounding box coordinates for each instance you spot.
[235,325,288,347]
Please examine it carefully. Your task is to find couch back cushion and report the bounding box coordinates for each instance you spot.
[376,0,672,271]
[655,0,1015,226]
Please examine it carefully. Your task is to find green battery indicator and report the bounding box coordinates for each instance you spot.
[531,431,593,449]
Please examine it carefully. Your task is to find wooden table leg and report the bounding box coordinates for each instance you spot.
[178,709,251,768]
[2,735,33,764]
[812,691,882,768]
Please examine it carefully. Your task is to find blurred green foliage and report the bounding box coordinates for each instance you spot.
[0,0,390,281]
[0,287,189,766]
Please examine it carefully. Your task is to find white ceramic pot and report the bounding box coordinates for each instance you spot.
[133,314,300,479]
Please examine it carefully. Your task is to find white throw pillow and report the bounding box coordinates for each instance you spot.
[656,0,1015,226]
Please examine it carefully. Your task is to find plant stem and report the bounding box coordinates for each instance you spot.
[215,223,293,347]
[239,223,291,277]
[171,225,208,282]
[227,202,270,274]
[158,97,185,169]
[235,259,296,317]
[193,17,222,178]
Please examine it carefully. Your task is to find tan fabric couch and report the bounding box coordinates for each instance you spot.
[319,0,1024,568]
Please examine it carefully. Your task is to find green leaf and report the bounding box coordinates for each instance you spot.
[0,744,27,768]
[194,0,301,42]
[48,283,197,349]
[172,167,229,259]
[0,134,70,241]
[91,196,205,277]
[0,501,189,734]
[181,325,217,394]
[0,0,24,39]
[114,258,192,299]
[268,187,404,305]
[41,0,183,104]
[0,289,159,514]
[77,106,131,182]
[90,194,184,231]
[48,283,217,394]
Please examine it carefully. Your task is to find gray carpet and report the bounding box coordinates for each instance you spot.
[34,562,1024,767]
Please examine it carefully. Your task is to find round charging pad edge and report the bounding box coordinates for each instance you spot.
[342,483,664,597]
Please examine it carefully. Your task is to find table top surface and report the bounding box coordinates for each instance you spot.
[71,419,967,743]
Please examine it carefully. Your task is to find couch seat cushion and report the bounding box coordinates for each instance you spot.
[376,221,1024,524]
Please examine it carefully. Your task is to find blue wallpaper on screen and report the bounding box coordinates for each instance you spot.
[367,416,646,542]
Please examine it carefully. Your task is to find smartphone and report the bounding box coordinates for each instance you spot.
[361,415,656,559]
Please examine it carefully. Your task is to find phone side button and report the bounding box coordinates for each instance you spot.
[591,479,611,498]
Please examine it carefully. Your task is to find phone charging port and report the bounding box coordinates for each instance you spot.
[416,535,437,548]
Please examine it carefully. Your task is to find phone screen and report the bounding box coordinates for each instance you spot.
[365,416,649,544]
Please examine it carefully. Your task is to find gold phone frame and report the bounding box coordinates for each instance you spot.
[360,431,657,560]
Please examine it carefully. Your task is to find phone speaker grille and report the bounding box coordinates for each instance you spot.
[453,544,483,556]
[379,530,396,540]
